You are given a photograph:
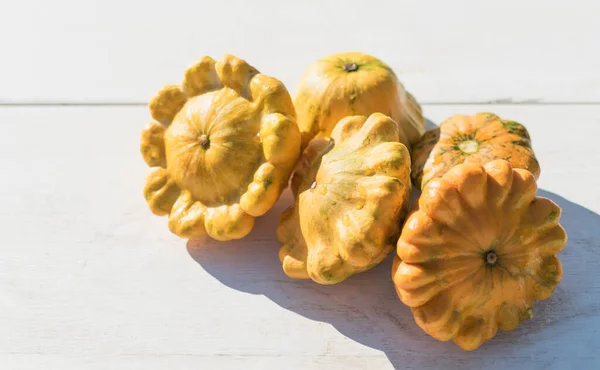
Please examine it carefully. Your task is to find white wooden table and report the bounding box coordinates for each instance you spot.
[2,1,599,369]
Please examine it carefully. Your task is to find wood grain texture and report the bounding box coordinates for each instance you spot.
[2,0,599,104]
[1,106,599,369]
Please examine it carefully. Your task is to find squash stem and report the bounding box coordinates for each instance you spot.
[485,251,498,265]
[200,134,210,149]
[343,63,359,72]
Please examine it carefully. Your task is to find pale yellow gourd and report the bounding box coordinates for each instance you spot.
[278,113,412,284]
[140,55,301,241]
[294,52,425,150]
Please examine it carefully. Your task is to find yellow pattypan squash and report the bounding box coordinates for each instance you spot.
[141,55,301,241]
[411,112,540,189]
[294,52,425,150]
[278,113,412,284]
[393,160,567,350]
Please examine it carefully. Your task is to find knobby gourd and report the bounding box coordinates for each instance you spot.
[411,113,540,189]
[294,52,425,150]
[278,113,412,284]
[140,55,301,241]
[393,160,567,350]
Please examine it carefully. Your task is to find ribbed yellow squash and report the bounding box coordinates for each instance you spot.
[294,52,425,150]
[393,160,567,350]
[278,113,412,284]
[140,55,301,241]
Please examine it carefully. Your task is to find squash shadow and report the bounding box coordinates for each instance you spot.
[186,163,600,366]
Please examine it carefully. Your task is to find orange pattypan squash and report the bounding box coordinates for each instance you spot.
[294,52,425,150]
[393,160,567,350]
[411,113,540,189]
[278,113,412,284]
[140,55,301,241]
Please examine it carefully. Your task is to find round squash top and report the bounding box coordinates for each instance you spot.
[411,112,541,189]
[294,52,425,150]
[306,51,397,80]
[164,89,265,207]
[140,55,301,241]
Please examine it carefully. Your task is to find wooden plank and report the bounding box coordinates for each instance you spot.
[1,105,599,369]
[2,0,599,104]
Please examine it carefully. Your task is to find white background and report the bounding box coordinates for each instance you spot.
[2,1,599,369]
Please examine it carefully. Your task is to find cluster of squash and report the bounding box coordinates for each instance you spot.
[140,53,567,350]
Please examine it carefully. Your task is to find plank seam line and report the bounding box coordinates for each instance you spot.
[1,102,599,106]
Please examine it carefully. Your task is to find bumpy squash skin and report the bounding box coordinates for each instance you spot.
[411,113,540,189]
[393,160,567,351]
[278,113,412,284]
[140,55,301,241]
[294,52,425,150]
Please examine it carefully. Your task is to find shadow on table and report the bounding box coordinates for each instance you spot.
[186,115,600,367]
[187,189,600,367]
